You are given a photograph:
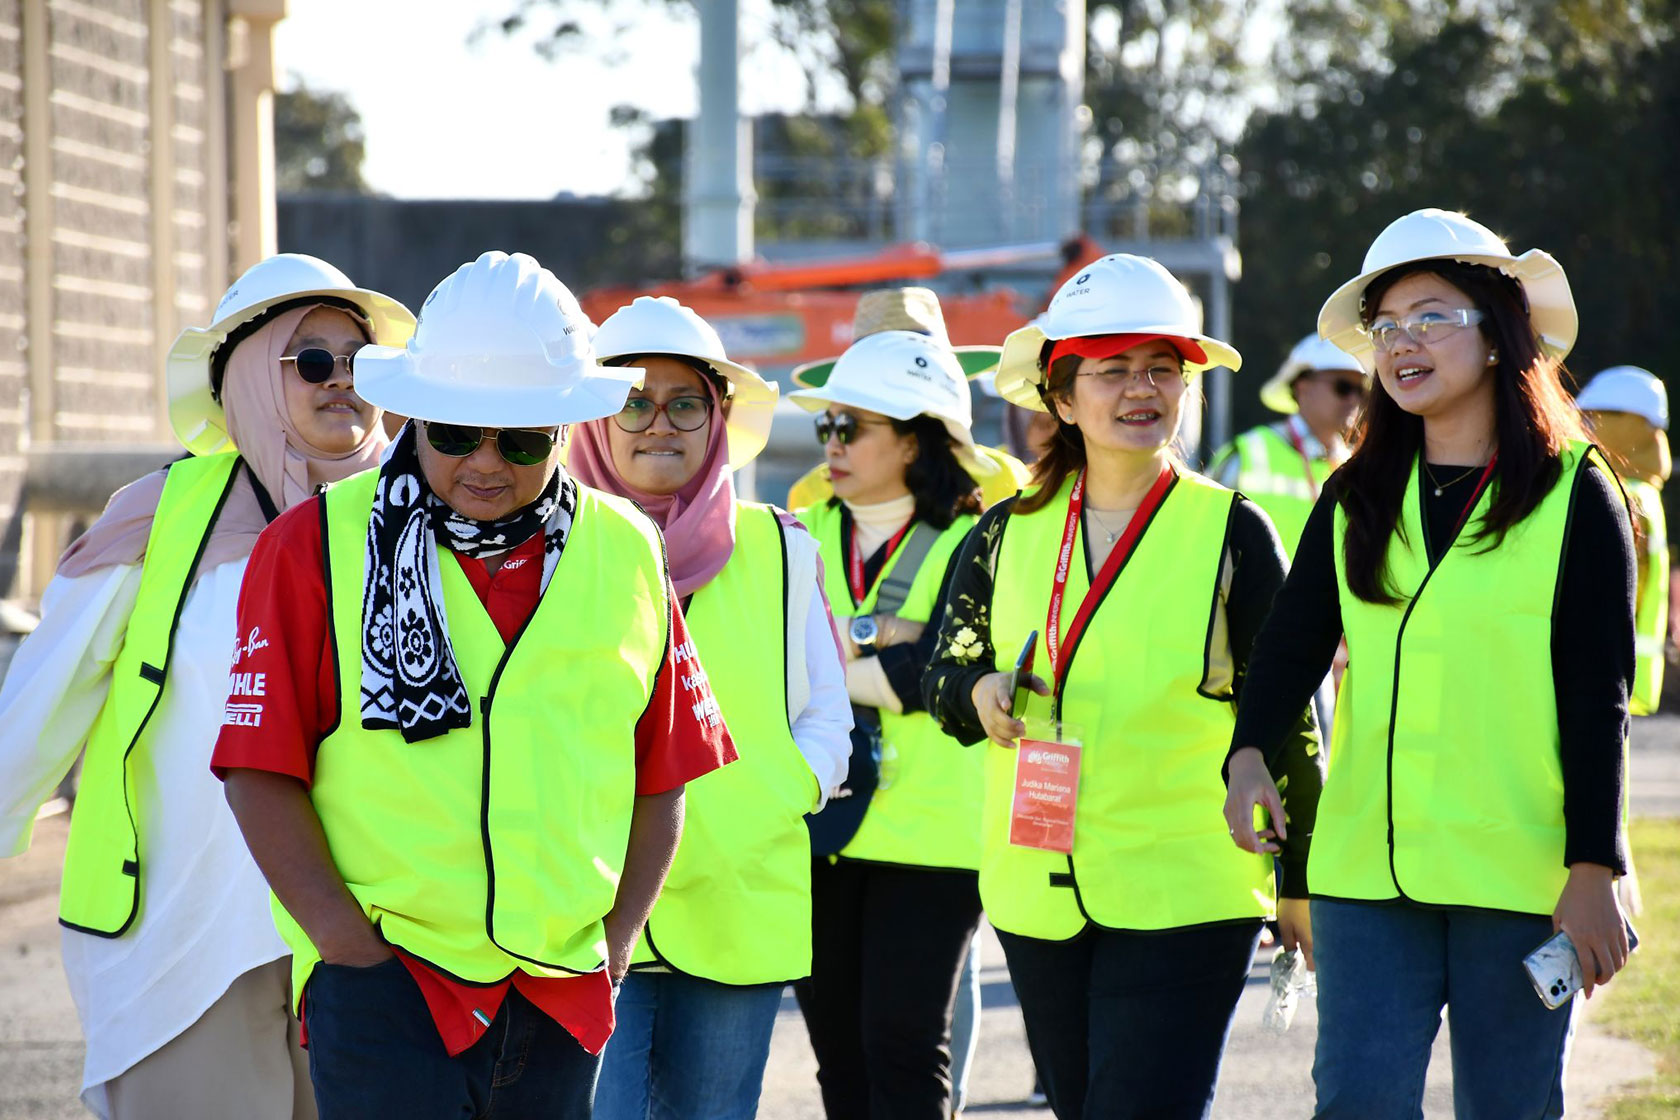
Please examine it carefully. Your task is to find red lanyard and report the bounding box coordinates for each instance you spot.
[1285,421,1322,500]
[848,520,911,606]
[1044,465,1175,686]
[1448,453,1500,542]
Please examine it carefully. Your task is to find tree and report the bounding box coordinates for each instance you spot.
[274,80,371,195]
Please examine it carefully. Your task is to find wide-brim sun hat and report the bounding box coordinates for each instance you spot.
[353,251,643,429]
[592,295,778,469]
[166,253,416,456]
[787,330,987,474]
[790,286,1002,390]
[1259,334,1369,415]
[994,254,1243,412]
[1317,208,1578,372]
[1576,365,1668,431]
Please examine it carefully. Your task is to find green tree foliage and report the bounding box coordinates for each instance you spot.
[274,81,371,195]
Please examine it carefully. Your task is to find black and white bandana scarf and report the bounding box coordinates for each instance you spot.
[360,423,577,743]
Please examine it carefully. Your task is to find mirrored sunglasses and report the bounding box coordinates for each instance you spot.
[423,422,556,466]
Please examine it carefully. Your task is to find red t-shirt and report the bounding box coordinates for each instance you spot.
[212,497,735,1055]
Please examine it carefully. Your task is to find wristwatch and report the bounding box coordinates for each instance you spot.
[849,615,880,651]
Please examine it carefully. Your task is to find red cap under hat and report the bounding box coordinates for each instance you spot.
[1046,333,1207,369]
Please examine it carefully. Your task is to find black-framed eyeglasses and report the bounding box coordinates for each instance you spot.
[613,394,712,434]
[815,412,893,447]
[279,347,355,384]
[422,422,557,466]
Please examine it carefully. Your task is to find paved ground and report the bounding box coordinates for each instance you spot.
[1,619,1674,1119]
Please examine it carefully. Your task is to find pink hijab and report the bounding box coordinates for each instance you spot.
[568,376,738,597]
[58,304,389,578]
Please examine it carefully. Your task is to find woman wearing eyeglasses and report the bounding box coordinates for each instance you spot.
[923,254,1323,1120]
[784,329,987,1120]
[1224,209,1634,1119]
[564,296,851,1120]
[0,255,411,1119]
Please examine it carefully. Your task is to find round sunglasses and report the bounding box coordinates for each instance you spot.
[814,412,893,446]
[422,422,557,466]
[614,394,712,433]
[278,347,356,384]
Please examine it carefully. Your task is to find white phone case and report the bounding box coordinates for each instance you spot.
[1523,931,1583,1010]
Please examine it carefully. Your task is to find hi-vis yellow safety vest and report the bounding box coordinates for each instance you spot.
[274,469,669,1001]
[631,503,815,984]
[1227,423,1332,559]
[797,500,982,871]
[1318,443,1604,915]
[986,471,1275,939]
[59,452,243,937]
[1625,477,1668,716]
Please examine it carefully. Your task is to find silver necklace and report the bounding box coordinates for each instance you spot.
[1085,507,1131,544]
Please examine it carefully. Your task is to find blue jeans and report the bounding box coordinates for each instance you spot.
[304,957,599,1120]
[594,971,783,1120]
[1312,899,1577,1119]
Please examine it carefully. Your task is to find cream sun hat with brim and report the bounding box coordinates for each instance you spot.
[591,295,778,469]
[353,251,643,428]
[788,330,987,474]
[1259,334,1368,415]
[994,253,1242,413]
[791,287,1002,390]
[1317,208,1578,373]
[166,253,415,456]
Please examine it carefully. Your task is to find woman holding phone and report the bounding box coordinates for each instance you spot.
[924,254,1322,1120]
[1224,209,1634,1119]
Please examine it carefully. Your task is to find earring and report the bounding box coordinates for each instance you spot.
[1487,350,1499,365]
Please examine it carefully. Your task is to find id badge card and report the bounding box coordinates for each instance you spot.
[1009,717,1083,854]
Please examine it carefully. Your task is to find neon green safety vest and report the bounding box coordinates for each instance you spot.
[1318,443,1604,914]
[631,503,815,984]
[797,500,981,871]
[985,471,1275,939]
[59,451,243,937]
[1226,422,1332,560]
[275,470,669,1001]
[1625,477,1668,716]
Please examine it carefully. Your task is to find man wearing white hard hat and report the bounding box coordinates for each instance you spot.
[0,253,413,1118]
[926,253,1322,1119]
[786,330,988,1119]
[1577,365,1671,715]
[212,252,735,1118]
[1225,208,1635,1118]
[570,295,851,1120]
[1208,334,1369,557]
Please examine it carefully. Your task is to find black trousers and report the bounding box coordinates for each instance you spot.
[794,858,984,1120]
[998,920,1263,1120]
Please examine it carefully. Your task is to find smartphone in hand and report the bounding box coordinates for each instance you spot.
[1523,921,1640,1009]
[1008,630,1039,718]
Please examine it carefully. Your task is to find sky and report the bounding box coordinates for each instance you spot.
[273,0,822,200]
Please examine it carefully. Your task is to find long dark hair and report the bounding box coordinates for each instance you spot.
[831,413,981,529]
[1333,259,1587,604]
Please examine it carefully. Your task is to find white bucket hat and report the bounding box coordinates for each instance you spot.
[1259,334,1369,415]
[1576,366,1668,431]
[592,295,779,469]
[353,251,642,428]
[1318,208,1578,372]
[995,254,1242,412]
[788,330,985,473]
[166,253,415,456]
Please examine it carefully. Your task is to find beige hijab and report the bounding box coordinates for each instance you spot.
[58,304,388,578]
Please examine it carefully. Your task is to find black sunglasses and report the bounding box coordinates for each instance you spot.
[1301,373,1366,400]
[279,347,355,384]
[423,422,557,466]
[814,413,892,447]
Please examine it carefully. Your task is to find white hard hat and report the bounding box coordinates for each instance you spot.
[994,254,1243,412]
[166,253,416,456]
[1577,365,1668,431]
[1318,208,1578,372]
[593,295,779,469]
[353,251,642,428]
[1259,334,1368,415]
[787,330,983,472]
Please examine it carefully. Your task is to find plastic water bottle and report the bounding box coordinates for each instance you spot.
[1261,946,1314,1034]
